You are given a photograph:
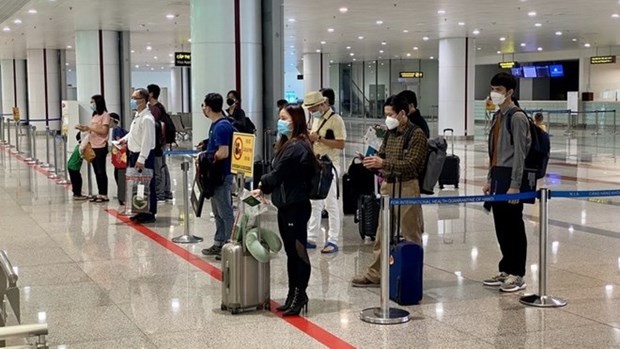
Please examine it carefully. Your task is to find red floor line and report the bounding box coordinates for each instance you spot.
[1,144,72,188]
[106,208,356,349]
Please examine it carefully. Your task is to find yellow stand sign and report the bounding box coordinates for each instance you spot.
[12,107,20,122]
[231,132,255,177]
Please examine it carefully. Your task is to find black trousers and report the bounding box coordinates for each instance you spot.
[492,202,527,277]
[68,169,82,196]
[277,201,312,291]
[92,147,109,196]
[128,151,157,216]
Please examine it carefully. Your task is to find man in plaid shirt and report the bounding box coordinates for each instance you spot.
[352,94,427,287]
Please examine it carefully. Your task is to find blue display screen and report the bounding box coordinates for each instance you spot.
[549,64,564,77]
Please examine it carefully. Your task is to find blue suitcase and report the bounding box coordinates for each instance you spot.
[389,241,424,305]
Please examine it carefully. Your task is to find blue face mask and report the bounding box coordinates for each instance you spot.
[130,99,138,110]
[277,119,292,137]
[90,103,96,112]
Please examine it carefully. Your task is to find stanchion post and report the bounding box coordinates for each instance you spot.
[520,188,567,308]
[87,163,93,196]
[593,111,602,136]
[172,155,203,243]
[360,195,411,324]
[48,133,59,179]
[7,119,13,148]
[24,123,34,162]
[31,126,38,164]
[40,127,51,168]
[0,116,4,145]
[57,135,70,185]
[613,110,618,135]
[14,121,21,154]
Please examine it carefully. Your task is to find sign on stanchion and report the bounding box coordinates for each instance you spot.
[231,132,255,178]
[360,195,411,325]
[520,188,567,308]
[172,155,204,244]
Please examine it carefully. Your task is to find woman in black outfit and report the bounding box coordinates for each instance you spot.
[251,104,316,316]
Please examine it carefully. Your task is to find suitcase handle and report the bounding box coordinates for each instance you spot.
[443,128,454,134]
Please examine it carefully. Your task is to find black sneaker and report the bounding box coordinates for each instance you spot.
[135,213,156,224]
[202,245,222,256]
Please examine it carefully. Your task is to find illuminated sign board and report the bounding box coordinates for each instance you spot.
[590,56,616,64]
[399,71,424,78]
[175,52,191,66]
[498,61,518,69]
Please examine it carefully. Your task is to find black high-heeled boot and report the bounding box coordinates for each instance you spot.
[282,288,308,317]
[276,289,295,311]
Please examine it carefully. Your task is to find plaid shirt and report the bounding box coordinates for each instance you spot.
[378,122,427,182]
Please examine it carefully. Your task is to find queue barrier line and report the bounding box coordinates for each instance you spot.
[163,149,200,156]
[390,191,536,206]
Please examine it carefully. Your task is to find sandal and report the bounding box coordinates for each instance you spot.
[91,196,110,203]
[320,242,339,254]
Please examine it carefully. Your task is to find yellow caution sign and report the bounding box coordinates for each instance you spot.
[231,132,255,177]
[12,107,20,121]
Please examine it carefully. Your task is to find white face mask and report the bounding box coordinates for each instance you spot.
[385,115,400,130]
[490,91,506,106]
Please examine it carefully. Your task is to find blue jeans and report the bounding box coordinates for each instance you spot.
[211,174,234,246]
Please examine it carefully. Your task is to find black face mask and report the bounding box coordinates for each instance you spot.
[226,98,235,106]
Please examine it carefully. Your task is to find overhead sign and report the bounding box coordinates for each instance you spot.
[231,132,255,177]
[499,61,518,69]
[590,56,616,64]
[399,71,424,79]
[174,52,191,67]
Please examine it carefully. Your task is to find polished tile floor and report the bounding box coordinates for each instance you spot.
[2,121,620,348]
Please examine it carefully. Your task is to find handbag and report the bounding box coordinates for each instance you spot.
[82,142,96,163]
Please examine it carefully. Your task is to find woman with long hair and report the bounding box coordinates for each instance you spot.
[251,104,316,316]
[76,94,111,202]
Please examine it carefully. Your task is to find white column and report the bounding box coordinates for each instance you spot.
[241,0,263,153]
[27,49,61,131]
[438,37,476,138]
[75,31,121,125]
[190,0,236,143]
[303,52,330,94]
[169,67,183,114]
[182,67,191,113]
[1,59,28,121]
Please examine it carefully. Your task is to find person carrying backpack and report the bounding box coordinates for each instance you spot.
[482,72,532,293]
[148,84,174,202]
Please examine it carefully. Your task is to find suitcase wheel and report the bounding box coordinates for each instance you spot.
[455,184,459,189]
[220,304,227,311]
[231,308,241,315]
[439,184,444,189]
[370,236,376,242]
[264,302,271,311]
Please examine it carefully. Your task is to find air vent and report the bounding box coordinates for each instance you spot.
[0,0,30,25]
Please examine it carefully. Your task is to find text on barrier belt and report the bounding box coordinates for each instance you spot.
[550,189,620,198]
[390,192,537,206]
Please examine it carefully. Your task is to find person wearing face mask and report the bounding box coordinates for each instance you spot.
[251,104,316,316]
[303,90,347,254]
[200,93,235,259]
[482,72,531,293]
[117,88,157,223]
[75,94,111,203]
[225,90,256,134]
[351,94,427,287]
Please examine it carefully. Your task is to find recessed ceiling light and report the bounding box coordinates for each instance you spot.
[329,60,334,63]
[572,38,578,42]
[169,53,173,57]
[316,49,321,53]
[406,53,411,57]
[430,56,434,59]
[66,45,72,49]
[437,10,446,14]
[381,41,387,45]
[613,14,620,18]
[2,27,10,32]
[350,52,355,56]
[379,50,384,53]
[346,46,351,50]
[135,65,140,68]
[472,29,480,35]
[146,64,150,67]
[358,36,364,40]
[187,38,192,42]
[520,43,526,47]
[13,19,22,24]
[413,46,419,50]
[28,9,37,14]
[500,37,506,41]
[403,29,409,33]
[166,14,175,19]
[131,49,135,53]
[154,56,158,59]
[65,62,69,66]
[537,47,543,51]
[288,18,296,22]
[339,7,348,13]
[528,11,537,17]
[477,47,482,50]
[320,40,326,45]
[497,50,502,54]
[151,67,154,71]
[376,20,383,25]
[327,28,335,33]
[352,58,357,61]
[555,31,562,36]
[161,67,165,70]
[584,43,591,47]
[458,22,465,26]
[535,23,542,27]
[422,36,429,41]
[146,46,152,51]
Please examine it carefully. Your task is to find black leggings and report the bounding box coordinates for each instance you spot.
[277,201,312,291]
[92,147,108,196]
[68,169,82,196]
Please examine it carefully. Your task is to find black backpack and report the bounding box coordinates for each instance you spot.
[503,107,551,179]
[309,154,336,200]
[155,103,176,144]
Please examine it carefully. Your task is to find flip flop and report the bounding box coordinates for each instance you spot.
[321,242,339,254]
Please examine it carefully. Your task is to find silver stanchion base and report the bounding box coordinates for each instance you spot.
[172,235,204,244]
[48,174,59,179]
[57,180,70,185]
[360,307,411,325]
[519,294,567,308]
[39,163,50,168]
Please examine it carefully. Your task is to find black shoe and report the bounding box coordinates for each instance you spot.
[202,245,222,256]
[276,289,295,312]
[129,213,144,221]
[134,213,156,224]
[282,288,308,317]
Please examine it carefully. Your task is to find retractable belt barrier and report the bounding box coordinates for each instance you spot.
[362,187,620,324]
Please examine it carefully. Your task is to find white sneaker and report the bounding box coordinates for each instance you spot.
[483,272,509,287]
[499,275,527,293]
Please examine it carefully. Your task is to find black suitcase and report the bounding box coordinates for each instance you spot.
[439,128,460,189]
[343,159,375,216]
[342,173,357,215]
[356,194,379,240]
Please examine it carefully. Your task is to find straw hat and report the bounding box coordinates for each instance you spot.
[302,91,327,108]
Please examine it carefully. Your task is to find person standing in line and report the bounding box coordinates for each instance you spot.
[351,94,427,287]
[397,90,430,138]
[251,104,315,316]
[76,94,111,203]
[110,113,128,206]
[482,72,531,293]
[119,88,157,223]
[304,90,347,254]
[200,93,235,259]
[147,84,174,203]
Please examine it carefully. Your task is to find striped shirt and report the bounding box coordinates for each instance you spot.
[378,122,427,182]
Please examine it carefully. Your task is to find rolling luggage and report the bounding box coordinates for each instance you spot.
[221,204,270,314]
[438,128,460,189]
[343,159,375,215]
[389,180,424,305]
[355,175,380,240]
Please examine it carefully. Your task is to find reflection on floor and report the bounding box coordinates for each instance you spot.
[2,123,620,348]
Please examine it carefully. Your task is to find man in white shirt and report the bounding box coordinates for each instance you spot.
[303,90,347,253]
[120,88,157,223]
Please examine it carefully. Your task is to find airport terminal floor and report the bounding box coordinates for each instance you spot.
[3,121,620,348]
